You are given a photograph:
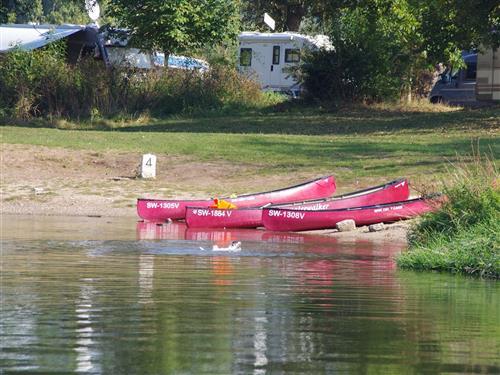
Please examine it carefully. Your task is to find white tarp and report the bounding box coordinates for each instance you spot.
[0,24,84,52]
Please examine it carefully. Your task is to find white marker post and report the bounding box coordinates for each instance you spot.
[141,154,156,178]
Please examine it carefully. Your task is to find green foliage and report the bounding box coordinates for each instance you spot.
[201,43,239,68]
[298,0,499,102]
[398,220,499,278]
[0,41,70,118]
[398,154,500,278]
[107,0,240,58]
[125,66,272,116]
[418,0,500,62]
[0,0,93,24]
[0,46,274,120]
[42,0,92,25]
[241,0,306,31]
[4,0,43,23]
[302,1,424,101]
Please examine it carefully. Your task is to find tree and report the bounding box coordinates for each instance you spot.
[241,0,324,31]
[415,0,500,63]
[107,0,240,63]
[0,0,91,24]
[1,0,43,23]
[297,0,499,101]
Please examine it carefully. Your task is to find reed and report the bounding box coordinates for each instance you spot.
[398,151,499,278]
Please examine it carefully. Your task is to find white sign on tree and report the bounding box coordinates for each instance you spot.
[264,13,276,30]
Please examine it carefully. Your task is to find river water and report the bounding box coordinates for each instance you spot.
[1,215,499,374]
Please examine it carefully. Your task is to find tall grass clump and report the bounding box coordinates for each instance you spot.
[0,44,279,121]
[397,153,499,278]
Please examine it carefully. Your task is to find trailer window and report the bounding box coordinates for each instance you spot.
[240,48,252,66]
[285,49,300,63]
[272,46,280,64]
[465,62,477,80]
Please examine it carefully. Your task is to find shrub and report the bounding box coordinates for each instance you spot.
[398,153,499,278]
[0,46,276,120]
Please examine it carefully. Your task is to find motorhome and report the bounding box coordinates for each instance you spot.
[238,32,332,95]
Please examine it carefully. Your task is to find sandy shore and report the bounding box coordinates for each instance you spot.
[1,144,410,243]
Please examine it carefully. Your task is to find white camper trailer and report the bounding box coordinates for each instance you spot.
[238,32,332,95]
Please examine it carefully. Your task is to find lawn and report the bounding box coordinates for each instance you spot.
[1,104,499,190]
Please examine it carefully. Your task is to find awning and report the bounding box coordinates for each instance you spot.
[0,24,85,52]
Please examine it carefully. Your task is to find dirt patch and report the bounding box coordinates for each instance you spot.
[1,144,324,217]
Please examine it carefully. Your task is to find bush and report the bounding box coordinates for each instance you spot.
[0,45,276,120]
[300,45,409,103]
[398,154,500,278]
[299,4,433,103]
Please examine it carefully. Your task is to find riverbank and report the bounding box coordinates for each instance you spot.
[398,155,499,278]
[0,143,411,243]
[1,105,498,243]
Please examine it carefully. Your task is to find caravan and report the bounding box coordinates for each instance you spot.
[238,32,332,95]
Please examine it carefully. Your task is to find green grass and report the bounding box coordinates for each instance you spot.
[1,105,498,186]
[398,154,499,278]
[398,221,499,278]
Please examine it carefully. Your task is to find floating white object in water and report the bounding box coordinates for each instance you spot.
[212,241,241,252]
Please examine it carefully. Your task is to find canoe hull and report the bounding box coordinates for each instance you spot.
[185,178,410,229]
[137,175,335,221]
[281,178,409,210]
[262,197,440,232]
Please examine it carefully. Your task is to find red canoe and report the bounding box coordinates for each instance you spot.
[262,196,441,232]
[137,175,336,222]
[185,178,410,229]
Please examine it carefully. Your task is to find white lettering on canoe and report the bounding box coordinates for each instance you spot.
[193,209,234,218]
[374,205,403,213]
[267,210,305,220]
[295,203,329,211]
[146,202,180,209]
[163,202,179,209]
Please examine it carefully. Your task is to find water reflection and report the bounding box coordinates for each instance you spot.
[253,316,268,373]
[138,255,155,304]
[75,281,101,373]
[1,218,498,374]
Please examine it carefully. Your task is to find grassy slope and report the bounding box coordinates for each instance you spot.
[397,160,499,278]
[1,105,499,187]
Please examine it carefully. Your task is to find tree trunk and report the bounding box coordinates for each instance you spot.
[285,4,305,31]
[163,51,170,68]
